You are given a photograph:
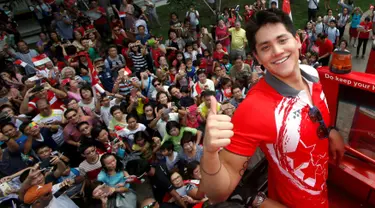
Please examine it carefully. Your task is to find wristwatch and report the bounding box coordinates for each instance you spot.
[327,126,338,136]
[250,192,267,208]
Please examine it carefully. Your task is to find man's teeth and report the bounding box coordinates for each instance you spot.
[273,56,289,64]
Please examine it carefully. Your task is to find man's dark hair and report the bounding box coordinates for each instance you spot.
[137,25,145,30]
[160,141,174,152]
[0,122,16,132]
[168,85,178,95]
[126,159,151,176]
[180,86,189,94]
[36,99,49,109]
[201,90,216,98]
[231,83,242,93]
[180,131,196,147]
[107,44,117,51]
[156,103,168,112]
[35,144,51,153]
[77,121,90,130]
[79,142,95,155]
[152,78,161,87]
[19,121,32,134]
[166,121,181,135]
[110,105,122,116]
[246,9,295,54]
[64,108,77,119]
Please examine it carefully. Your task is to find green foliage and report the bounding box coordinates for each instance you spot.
[166,0,198,14]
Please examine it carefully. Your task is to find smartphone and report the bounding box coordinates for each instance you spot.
[53,184,69,198]
[35,79,42,86]
[40,159,51,169]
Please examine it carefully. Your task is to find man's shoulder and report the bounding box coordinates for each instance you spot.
[300,64,320,81]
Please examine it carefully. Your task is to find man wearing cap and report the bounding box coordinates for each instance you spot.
[24,180,78,208]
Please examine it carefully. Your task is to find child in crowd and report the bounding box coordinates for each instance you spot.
[160,141,179,171]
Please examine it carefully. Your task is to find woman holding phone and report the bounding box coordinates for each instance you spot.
[94,153,137,208]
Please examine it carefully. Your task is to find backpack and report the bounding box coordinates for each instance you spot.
[106,55,125,78]
[106,54,125,69]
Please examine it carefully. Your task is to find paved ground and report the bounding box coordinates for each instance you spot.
[345,9,373,73]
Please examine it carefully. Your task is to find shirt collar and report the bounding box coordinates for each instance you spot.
[264,68,319,97]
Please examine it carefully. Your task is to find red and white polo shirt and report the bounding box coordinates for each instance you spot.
[226,65,330,208]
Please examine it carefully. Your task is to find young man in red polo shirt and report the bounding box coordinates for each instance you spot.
[316,33,334,66]
[200,9,345,208]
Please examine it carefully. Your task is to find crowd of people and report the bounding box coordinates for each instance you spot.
[0,0,371,207]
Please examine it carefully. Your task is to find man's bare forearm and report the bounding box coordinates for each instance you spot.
[200,151,232,203]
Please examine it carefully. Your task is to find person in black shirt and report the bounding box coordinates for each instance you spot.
[126,159,187,208]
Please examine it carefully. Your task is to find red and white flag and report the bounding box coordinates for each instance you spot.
[123,67,132,76]
[32,54,51,66]
[282,0,292,21]
[85,52,105,93]
[119,12,126,18]
[14,59,28,67]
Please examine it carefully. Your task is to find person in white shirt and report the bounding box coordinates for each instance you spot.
[307,0,319,21]
[192,69,215,97]
[269,0,278,8]
[326,20,340,46]
[134,13,149,34]
[24,180,78,208]
[32,99,65,146]
[149,104,179,138]
[98,96,121,126]
[186,5,200,32]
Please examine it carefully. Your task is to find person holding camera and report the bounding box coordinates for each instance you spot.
[20,163,78,208]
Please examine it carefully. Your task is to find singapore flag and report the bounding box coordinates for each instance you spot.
[282,0,293,21]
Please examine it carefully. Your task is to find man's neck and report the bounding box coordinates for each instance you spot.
[274,65,305,91]
[167,152,175,160]
[87,155,99,164]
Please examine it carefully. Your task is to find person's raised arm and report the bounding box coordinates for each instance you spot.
[20,88,35,114]
[149,109,162,129]
[19,164,42,201]
[199,96,247,203]
[0,133,20,153]
[51,155,67,178]
[43,82,67,98]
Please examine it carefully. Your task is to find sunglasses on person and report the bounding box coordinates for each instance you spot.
[143,201,157,208]
[153,82,161,87]
[308,106,329,139]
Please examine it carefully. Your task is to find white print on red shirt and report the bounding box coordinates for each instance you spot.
[266,91,329,197]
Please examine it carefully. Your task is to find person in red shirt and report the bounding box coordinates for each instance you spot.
[20,83,67,115]
[89,0,108,39]
[243,4,255,23]
[200,10,345,208]
[316,33,334,66]
[213,42,228,62]
[356,17,373,59]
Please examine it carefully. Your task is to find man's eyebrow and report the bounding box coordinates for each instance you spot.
[257,34,289,46]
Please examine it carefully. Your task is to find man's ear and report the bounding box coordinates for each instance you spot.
[252,52,261,65]
[295,34,302,49]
